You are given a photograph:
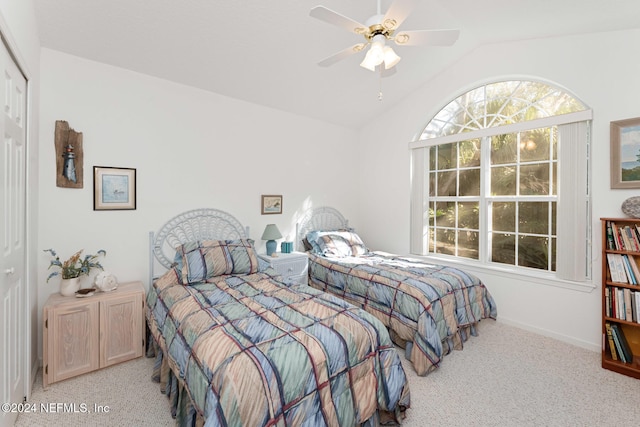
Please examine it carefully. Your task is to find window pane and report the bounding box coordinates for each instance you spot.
[519,202,549,234]
[436,228,455,255]
[437,171,456,196]
[518,236,550,269]
[458,230,479,259]
[519,164,550,196]
[429,146,437,169]
[458,202,479,229]
[491,166,516,195]
[435,202,456,227]
[520,129,550,162]
[429,228,434,252]
[492,202,516,232]
[492,233,515,265]
[459,139,481,167]
[429,172,436,196]
[428,201,435,226]
[438,143,456,169]
[491,134,517,165]
[459,169,480,196]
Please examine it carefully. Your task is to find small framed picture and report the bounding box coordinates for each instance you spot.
[611,117,640,189]
[261,195,282,215]
[93,166,137,210]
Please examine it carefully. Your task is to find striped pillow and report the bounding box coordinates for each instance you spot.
[176,239,259,284]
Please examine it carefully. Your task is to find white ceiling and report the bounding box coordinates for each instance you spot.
[33,0,640,129]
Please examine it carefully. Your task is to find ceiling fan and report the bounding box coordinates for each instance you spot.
[310,0,459,72]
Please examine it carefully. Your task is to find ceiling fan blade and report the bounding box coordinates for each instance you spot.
[317,43,367,67]
[310,6,368,35]
[382,0,417,31]
[393,29,460,46]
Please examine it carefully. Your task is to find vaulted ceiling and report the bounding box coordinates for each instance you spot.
[34,0,640,128]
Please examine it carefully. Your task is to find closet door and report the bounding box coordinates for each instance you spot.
[0,38,27,427]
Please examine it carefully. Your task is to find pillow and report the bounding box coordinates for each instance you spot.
[310,230,368,257]
[176,239,259,284]
[226,239,260,274]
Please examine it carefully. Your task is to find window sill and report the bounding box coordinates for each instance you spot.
[410,254,597,293]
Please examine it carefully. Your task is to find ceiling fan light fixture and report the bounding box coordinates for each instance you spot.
[383,46,401,69]
[360,38,386,72]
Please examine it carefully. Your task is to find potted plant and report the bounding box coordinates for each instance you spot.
[44,248,107,296]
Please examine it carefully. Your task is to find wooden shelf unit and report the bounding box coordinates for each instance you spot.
[601,218,640,379]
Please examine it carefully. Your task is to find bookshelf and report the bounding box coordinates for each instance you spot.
[601,218,640,379]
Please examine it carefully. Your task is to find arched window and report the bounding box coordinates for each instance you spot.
[409,80,592,283]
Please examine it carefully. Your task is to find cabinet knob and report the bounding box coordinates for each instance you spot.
[4,267,15,275]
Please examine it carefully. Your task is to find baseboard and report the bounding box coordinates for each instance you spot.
[27,357,40,399]
[495,317,600,353]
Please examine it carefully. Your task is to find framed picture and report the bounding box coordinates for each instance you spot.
[611,117,640,189]
[93,166,137,210]
[261,195,282,215]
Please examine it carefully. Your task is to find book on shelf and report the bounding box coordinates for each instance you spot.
[610,323,634,363]
[624,288,634,321]
[605,322,618,361]
[618,288,626,320]
[607,253,626,283]
[607,221,616,250]
[610,323,627,362]
[622,255,637,284]
[628,254,640,283]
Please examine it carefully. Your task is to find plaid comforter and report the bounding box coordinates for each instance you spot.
[146,267,410,426]
[308,252,497,376]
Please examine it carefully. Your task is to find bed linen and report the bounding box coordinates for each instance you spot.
[146,266,411,426]
[307,251,497,376]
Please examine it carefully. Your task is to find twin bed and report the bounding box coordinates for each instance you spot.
[296,206,497,376]
[146,207,496,425]
[145,208,410,426]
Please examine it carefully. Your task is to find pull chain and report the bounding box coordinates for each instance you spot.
[378,67,383,101]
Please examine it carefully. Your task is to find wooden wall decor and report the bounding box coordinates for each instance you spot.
[55,120,84,188]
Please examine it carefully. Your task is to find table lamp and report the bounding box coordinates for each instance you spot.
[261,224,282,256]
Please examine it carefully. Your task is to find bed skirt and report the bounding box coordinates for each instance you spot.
[148,338,206,427]
[146,329,404,426]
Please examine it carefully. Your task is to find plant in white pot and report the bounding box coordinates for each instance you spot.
[44,248,106,296]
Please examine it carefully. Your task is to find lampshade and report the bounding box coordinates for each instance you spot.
[261,224,282,240]
[383,46,401,69]
[360,34,401,72]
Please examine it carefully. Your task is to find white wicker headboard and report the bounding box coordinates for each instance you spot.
[148,208,250,285]
[295,206,349,251]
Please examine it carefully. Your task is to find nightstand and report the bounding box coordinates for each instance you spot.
[259,251,308,286]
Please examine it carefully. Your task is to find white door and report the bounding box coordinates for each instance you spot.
[0,39,27,427]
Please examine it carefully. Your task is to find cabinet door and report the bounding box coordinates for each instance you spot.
[100,292,143,367]
[47,301,99,384]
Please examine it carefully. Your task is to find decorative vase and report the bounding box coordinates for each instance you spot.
[60,277,80,296]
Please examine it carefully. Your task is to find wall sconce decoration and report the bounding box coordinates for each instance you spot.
[55,120,84,188]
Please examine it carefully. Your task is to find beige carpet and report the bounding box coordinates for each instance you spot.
[16,321,640,426]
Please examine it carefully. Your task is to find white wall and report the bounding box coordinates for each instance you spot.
[357,29,640,351]
[0,0,41,393]
[37,48,360,356]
